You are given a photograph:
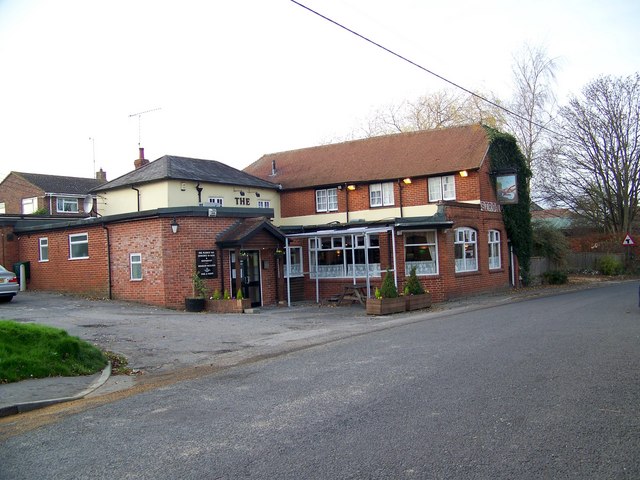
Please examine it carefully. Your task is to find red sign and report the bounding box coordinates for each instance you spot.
[622,234,635,246]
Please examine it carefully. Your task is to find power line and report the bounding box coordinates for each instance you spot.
[290,0,565,139]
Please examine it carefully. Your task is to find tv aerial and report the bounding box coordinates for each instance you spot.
[129,107,161,146]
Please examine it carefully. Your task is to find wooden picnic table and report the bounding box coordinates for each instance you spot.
[338,283,368,306]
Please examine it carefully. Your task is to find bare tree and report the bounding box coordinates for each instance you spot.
[353,89,505,138]
[507,44,559,194]
[547,74,640,235]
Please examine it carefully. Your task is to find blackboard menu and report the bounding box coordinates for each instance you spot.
[196,250,218,278]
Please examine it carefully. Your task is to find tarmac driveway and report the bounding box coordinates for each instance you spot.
[0,292,385,375]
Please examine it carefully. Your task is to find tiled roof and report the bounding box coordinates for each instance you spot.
[94,155,280,192]
[216,217,285,247]
[14,172,106,194]
[243,124,490,189]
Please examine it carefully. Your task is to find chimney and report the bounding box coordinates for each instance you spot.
[134,147,149,170]
[271,159,277,176]
[95,168,107,181]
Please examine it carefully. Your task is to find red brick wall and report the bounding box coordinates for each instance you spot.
[18,226,110,297]
[0,226,20,268]
[0,174,44,214]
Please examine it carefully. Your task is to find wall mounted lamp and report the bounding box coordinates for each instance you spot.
[255,192,261,197]
[347,184,356,191]
[239,190,245,196]
[170,217,179,234]
[459,170,469,177]
[402,178,412,185]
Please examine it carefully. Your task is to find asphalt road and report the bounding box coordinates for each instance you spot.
[1,282,639,479]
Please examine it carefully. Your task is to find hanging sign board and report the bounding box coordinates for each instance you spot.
[495,173,519,204]
[622,234,635,246]
[196,250,218,278]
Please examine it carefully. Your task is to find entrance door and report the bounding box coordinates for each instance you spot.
[230,250,261,307]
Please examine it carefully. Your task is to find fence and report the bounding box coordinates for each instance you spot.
[530,252,625,277]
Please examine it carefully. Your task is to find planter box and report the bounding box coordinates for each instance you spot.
[206,299,251,313]
[185,297,206,312]
[366,297,406,315]
[405,293,432,311]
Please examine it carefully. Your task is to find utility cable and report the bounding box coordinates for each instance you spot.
[290,0,566,140]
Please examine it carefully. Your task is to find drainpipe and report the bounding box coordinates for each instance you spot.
[398,179,404,218]
[102,224,112,299]
[131,185,140,212]
[345,184,350,223]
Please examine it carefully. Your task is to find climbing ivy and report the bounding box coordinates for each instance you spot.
[484,126,533,285]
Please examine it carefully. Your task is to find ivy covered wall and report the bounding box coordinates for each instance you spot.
[484,126,533,284]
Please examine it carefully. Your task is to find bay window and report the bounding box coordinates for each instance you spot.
[309,234,380,278]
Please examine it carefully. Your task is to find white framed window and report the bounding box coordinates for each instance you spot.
[130,253,143,281]
[428,175,456,202]
[369,182,394,207]
[257,200,271,208]
[56,197,79,213]
[208,197,223,207]
[455,227,477,272]
[488,230,501,269]
[404,230,438,275]
[315,188,338,212]
[0,202,5,214]
[69,233,89,259]
[309,233,381,278]
[39,237,49,262]
[22,197,38,214]
[284,246,303,277]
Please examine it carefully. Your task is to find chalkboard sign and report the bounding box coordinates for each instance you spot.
[196,250,218,278]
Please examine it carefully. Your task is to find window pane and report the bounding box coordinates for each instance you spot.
[442,175,456,200]
[428,177,442,202]
[370,184,382,207]
[327,188,338,211]
[382,182,394,206]
[316,190,327,211]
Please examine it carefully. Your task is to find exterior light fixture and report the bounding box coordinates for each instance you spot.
[239,190,245,196]
[170,217,179,234]
[255,192,261,197]
[402,178,412,184]
[459,170,469,177]
[347,184,356,191]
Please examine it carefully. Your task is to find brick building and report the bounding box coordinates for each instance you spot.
[2,124,526,309]
[0,171,106,216]
[244,124,521,304]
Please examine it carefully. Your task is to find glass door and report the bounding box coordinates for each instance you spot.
[230,250,261,307]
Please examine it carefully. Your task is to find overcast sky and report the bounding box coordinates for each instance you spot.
[0,0,638,184]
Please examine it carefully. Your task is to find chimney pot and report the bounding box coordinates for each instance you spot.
[134,147,149,169]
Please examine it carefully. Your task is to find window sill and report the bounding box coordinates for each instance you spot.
[454,270,480,277]
[69,257,89,260]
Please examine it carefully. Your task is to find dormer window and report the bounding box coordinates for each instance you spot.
[428,175,456,202]
[369,182,394,207]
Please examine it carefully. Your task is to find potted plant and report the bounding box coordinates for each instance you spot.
[403,266,432,311]
[185,272,207,312]
[206,288,251,313]
[366,270,406,315]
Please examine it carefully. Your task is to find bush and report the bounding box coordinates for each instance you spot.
[598,255,623,275]
[403,266,425,295]
[379,270,398,298]
[542,270,568,285]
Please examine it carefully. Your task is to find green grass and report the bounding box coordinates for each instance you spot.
[0,320,108,383]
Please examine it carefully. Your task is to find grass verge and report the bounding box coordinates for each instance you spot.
[0,320,108,383]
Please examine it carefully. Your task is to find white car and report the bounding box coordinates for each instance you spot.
[0,265,19,302]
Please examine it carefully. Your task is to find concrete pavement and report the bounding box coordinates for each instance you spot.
[0,278,629,417]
